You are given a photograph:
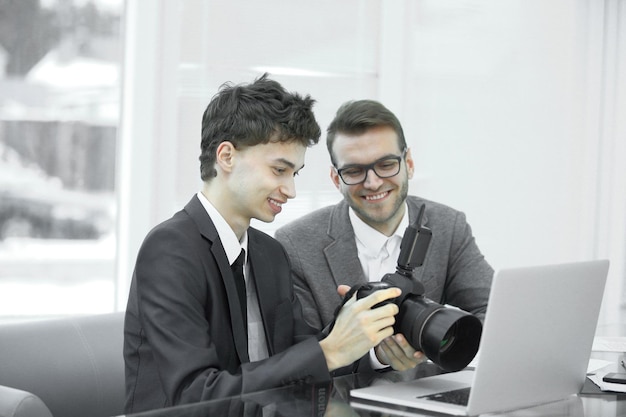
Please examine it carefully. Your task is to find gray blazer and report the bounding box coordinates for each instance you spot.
[275,196,493,330]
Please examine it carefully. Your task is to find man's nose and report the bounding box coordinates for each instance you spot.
[363,168,383,188]
[282,177,296,199]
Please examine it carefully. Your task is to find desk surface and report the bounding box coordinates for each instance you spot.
[120,359,626,417]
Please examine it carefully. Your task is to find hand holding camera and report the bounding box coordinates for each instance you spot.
[320,285,401,371]
[375,333,426,371]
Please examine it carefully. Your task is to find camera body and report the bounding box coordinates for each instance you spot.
[353,205,482,372]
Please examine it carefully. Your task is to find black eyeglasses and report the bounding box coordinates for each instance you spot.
[335,148,407,185]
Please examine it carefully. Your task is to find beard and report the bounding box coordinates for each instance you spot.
[345,178,409,228]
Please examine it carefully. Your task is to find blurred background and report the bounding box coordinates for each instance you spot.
[0,0,624,337]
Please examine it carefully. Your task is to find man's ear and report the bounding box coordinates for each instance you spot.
[405,148,415,180]
[215,141,236,173]
[330,165,341,190]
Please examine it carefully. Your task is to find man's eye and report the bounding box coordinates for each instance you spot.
[377,161,398,170]
[342,168,364,177]
[273,167,286,175]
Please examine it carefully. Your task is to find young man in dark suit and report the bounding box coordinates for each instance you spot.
[123,76,404,413]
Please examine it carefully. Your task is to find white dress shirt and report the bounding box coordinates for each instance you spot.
[349,205,409,282]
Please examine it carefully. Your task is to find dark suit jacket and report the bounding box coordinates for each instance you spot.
[275,196,494,330]
[124,196,333,413]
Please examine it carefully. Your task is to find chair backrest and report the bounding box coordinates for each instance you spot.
[0,313,125,417]
[0,385,53,417]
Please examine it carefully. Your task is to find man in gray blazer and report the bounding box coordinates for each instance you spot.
[275,100,493,366]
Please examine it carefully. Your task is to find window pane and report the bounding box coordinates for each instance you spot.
[0,0,123,320]
[172,0,380,235]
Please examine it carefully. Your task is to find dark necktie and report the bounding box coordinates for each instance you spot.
[231,249,247,330]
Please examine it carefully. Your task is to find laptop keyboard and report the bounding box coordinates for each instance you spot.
[419,387,471,406]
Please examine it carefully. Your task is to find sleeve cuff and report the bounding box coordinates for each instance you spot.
[369,348,390,370]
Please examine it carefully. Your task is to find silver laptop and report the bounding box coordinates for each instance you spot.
[350,260,610,416]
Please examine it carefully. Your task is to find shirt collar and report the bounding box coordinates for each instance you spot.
[349,203,409,257]
[197,191,248,265]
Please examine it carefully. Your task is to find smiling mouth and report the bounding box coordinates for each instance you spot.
[268,198,284,211]
[363,191,389,202]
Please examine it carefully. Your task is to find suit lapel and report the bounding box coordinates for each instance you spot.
[184,196,250,363]
[325,201,367,289]
[247,235,276,355]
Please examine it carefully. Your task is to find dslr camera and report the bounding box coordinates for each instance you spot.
[349,205,482,372]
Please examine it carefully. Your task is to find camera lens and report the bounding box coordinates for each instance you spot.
[354,273,482,372]
[396,297,482,372]
[439,323,457,354]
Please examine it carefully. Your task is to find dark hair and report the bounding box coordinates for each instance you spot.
[199,73,321,180]
[326,100,406,165]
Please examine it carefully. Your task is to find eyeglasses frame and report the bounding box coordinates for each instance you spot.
[334,148,408,185]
